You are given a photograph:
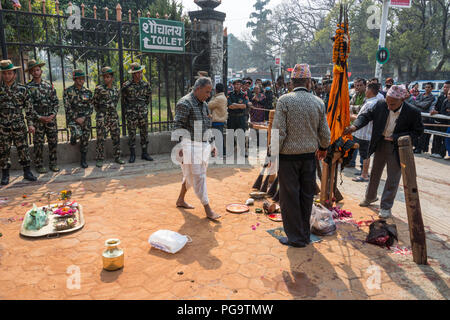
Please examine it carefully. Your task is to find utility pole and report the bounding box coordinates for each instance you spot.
[374,0,390,81]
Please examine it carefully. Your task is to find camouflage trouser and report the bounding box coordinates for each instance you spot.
[33,119,58,167]
[126,112,148,149]
[0,120,31,169]
[69,117,91,154]
[96,111,121,161]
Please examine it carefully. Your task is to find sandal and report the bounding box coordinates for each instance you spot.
[352,176,369,182]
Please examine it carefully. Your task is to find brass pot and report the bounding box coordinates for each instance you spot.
[102,238,124,271]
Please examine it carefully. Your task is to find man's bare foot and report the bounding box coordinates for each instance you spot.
[205,207,221,221]
[176,200,195,209]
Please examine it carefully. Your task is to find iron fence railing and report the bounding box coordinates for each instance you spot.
[0,2,211,144]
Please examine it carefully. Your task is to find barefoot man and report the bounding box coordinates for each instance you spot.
[174,77,221,220]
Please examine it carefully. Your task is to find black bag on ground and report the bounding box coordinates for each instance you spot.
[366,220,398,247]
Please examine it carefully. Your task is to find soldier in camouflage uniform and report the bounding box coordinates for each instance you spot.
[121,62,153,163]
[0,60,38,185]
[93,66,125,168]
[25,59,60,173]
[63,69,93,168]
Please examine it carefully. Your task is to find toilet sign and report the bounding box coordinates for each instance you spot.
[140,18,185,54]
[376,47,390,65]
[390,0,411,8]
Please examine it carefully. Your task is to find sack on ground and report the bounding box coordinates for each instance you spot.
[366,220,398,248]
[310,204,336,236]
[148,230,192,254]
[24,204,48,230]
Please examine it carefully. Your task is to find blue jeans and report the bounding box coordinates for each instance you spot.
[212,122,225,157]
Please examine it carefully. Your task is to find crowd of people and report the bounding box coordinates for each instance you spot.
[0,59,155,186]
[173,64,448,246]
[2,54,448,247]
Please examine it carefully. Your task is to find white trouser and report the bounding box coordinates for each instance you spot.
[179,140,211,206]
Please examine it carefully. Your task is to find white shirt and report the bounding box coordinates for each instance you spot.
[354,96,378,141]
[376,92,385,101]
[383,105,403,139]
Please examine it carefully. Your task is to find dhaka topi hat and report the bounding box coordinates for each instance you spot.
[387,85,408,100]
[128,62,145,74]
[25,59,45,72]
[0,59,21,72]
[101,66,114,76]
[72,69,85,79]
[291,64,311,79]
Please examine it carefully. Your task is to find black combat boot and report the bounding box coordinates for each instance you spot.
[23,166,37,182]
[80,153,88,168]
[129,148,136,163]
[141,146,154,161]
[1,169,9,185]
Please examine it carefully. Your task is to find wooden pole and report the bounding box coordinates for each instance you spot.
[267,110,276,182]
[398,136,427,265]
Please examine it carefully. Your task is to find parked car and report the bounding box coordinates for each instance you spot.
[408,80,449,96]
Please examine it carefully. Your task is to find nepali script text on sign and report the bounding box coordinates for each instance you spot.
[140,18,185,54]
[390,0,411,8]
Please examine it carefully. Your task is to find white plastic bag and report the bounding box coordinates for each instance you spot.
[148,230,192,254]
[310,204,336,236]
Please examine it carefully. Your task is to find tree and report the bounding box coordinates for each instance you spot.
[228,33,254,72]
[246,0,274,71]
[266,0,449,81]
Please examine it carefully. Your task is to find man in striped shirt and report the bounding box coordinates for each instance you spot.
[351,83,380,182]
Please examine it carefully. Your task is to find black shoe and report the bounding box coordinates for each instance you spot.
[278,237,307,248]
[1,169,9,185]
[80,153,88,168]
[141,152,154,161]
[129,148,136,163]
[70,136,77,145]
[23,166,37,182]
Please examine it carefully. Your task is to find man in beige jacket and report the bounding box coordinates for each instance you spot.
[208,83,228,157]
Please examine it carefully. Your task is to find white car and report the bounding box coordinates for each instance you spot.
[408,80,448,96]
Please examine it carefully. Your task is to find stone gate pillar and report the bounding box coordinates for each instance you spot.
[189,0,226,86]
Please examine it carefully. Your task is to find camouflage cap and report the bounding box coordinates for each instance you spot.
[128,62,145,74]
[0,59,21,72]
[25,59,45,72]
[101,66,114,76]
[72,69,86,79]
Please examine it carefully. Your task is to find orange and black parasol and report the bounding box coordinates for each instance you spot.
[325,3,356,165]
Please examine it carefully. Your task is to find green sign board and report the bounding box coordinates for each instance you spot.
[376,47,390,65]
[139,18,185,54]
